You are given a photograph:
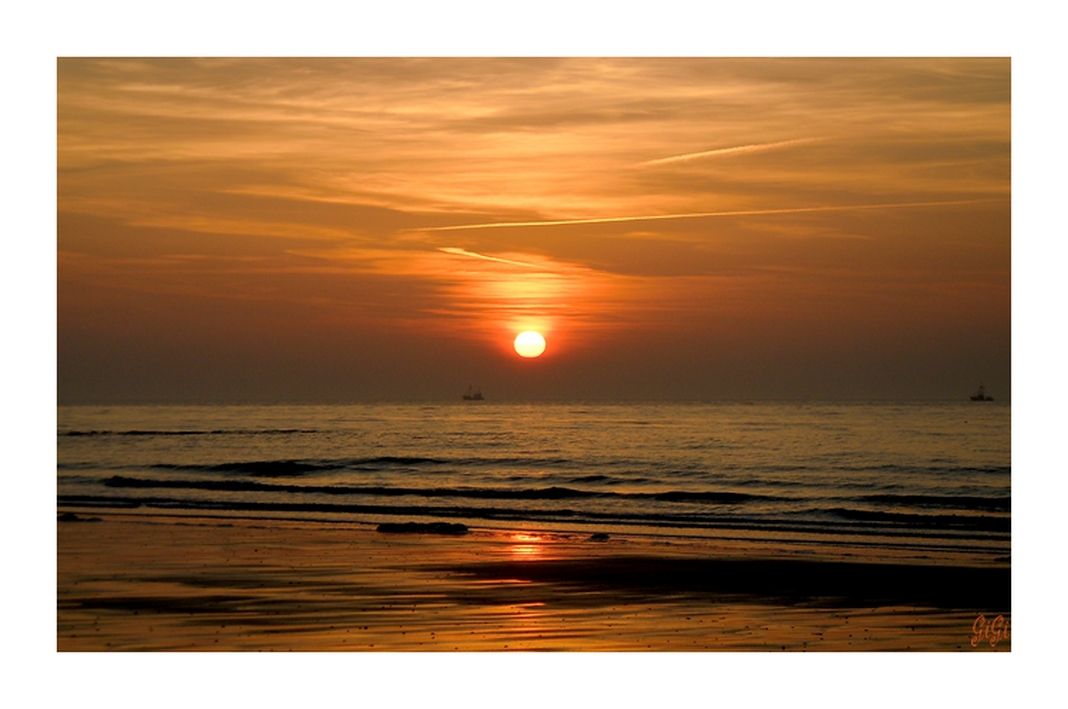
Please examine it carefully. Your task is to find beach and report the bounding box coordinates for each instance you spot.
[58,513,1009,652]
[57,402,1011,652]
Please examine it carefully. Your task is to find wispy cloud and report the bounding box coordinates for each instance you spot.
[437,247,544,269]
[417,199,1003,233]
[639,138,822,167]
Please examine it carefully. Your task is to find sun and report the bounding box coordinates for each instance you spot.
[513,331,546,358]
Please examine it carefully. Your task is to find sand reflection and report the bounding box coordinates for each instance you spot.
[58,517,1010,651]
[508,532,546,561]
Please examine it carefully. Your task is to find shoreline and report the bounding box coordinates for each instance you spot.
[58,513,1010,651]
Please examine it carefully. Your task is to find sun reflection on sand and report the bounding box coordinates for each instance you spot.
[508,532,546,561]
[58,518,1009,651]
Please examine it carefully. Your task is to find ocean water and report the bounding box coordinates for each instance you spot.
[57,402,1010,565]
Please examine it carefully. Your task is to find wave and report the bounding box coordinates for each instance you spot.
[102,475,762,505]
[826,507,1010,533]
[569,474,612,483]
[58,492,1011,542]
[651,491,753,503]
[149,456,451,476]
[860,493,1010,512]
[862,463,1011,476]
[99,476,1010,520]
[61,440,1011,484]
[708,461,1011,475]
[143,454,597,477]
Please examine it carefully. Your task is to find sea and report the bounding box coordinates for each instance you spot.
[57,401,1010,566]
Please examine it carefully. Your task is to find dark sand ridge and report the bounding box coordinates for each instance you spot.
[439,556,1009,611]
[57,514,1010,651]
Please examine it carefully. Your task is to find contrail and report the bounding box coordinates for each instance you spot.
[640,138,820,166]
[438,247,543,269]
[420,199,1002,233]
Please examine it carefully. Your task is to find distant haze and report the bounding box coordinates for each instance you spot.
[58,58,1010,403]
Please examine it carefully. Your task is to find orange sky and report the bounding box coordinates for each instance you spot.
[57,58,1010,402]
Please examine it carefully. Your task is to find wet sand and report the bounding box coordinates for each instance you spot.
[58,514,1010,651]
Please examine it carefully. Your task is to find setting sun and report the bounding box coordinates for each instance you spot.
[514,331,547,358]
[55,54,1012,658]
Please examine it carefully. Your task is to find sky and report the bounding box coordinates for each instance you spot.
[57,57,1011,403]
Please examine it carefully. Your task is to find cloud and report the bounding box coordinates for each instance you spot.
[639,138,822,166]
[415,199,1005,233]
[437,247,544,269]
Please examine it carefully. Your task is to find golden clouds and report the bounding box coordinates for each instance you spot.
[59,58,1009,241]
[58,58,1010,401]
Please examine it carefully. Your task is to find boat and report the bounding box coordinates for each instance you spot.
[462,385,484,401]
[970,384,993,402]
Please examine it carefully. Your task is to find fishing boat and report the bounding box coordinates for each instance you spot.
[462,385,484,401]
[970,384,993,402]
